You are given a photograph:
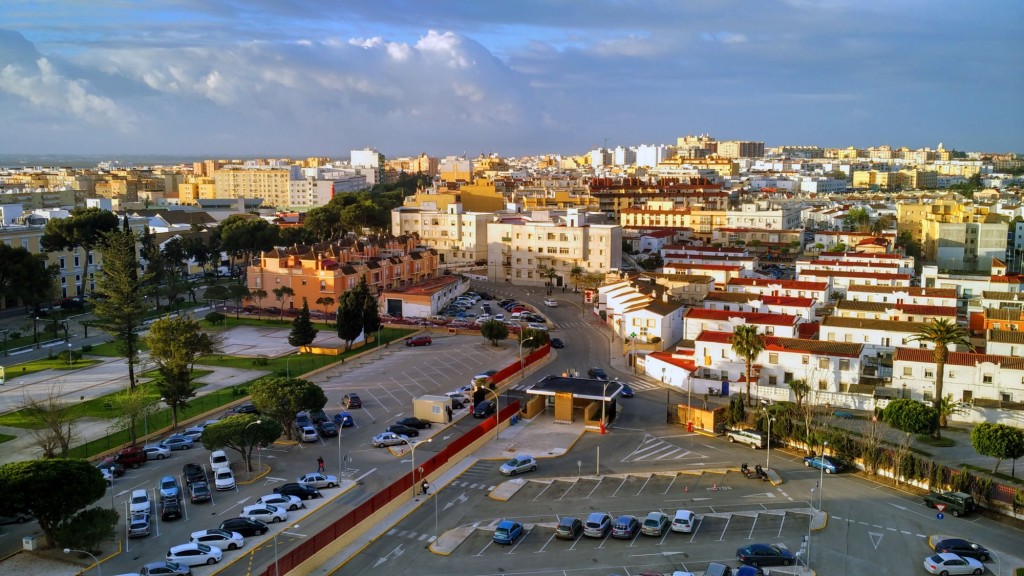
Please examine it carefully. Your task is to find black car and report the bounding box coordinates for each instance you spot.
[473,400,496,418]
[587,367,608,380]
[932,538,991,561]
[497,299,514,307]
[189,481,212,504]
[317,420,339,438]
[160,497,182,521]
[232,403,259,415]
[183,463,206,485]
[386,424,419,437]
[550,338,564,349]
[295,412,313,429]
[219,517,269,537]
[309,409,329,424]
[395,417,432,430]
[97,458,125,477]
[274,482,322,500]
[342,394,362,409]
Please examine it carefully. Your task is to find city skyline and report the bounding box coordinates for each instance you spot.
[0,1,1021,158]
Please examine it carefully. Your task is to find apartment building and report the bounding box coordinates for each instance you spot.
[711,228,804,249]
[486,209,621,287]
[898,200,1009,271]
[391,204,491,266]
[727,278,832,303]
[725,202,802,230]
[213,167,291,207]
[683,309,801,340]
[845,284,958,307]
[797,269,911,294]
[986,330,1024,356]
[702,291,819,320]
[716,141,765,159]
[833,300,957,323]
[892,347,1024,405]
[595,278,686,351]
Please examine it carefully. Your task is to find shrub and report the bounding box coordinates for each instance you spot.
[82,344,93,352]
[205,311,226,325]
[53,507,118,551]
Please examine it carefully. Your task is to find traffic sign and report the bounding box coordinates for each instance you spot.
[935,503,946,513]
[937,512,945,520]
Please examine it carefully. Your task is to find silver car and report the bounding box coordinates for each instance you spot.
[499,455,537,476]
[372,432,409,447]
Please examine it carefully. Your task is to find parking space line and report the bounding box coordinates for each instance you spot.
[475,539,494,557]
[663,474,678,495]
[532,482,554,501]
[635,475,652,496]
[567,534,583,551]
[507,528,532,554]
[594,531,612,549]
[374,383,404,406]
[777,513,786,538]
[610,477,628,498]
[536,532,557,553]
[558,478,579,500]
[656,448,686,460]
[717,517,731,542]
[657,528,672,546]
[585,478,604,500]
[688,518,703,543]
[746,514,759,540]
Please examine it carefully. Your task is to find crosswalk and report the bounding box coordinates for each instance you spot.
[507,379,663,393]
[447,460,498,492]
[553,321,592,329]
[621,434,700,463]
[385,527,437,543]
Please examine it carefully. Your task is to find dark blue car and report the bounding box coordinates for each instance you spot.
[737,543,795,567]
[333,412,354,428]
[619,383,634,398]
[493,520,523,544]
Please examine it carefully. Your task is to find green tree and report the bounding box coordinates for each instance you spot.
[288,298,319,348]
[272,286,295,320]
[569,265,585,293]
[480,319,509,346]
[639,254,664,271]
[882,398,936,435]
[727,394,746,426]
[541,266,558,295]
[203,284,229,308]
[0,459,106,546]
[303,204,344,242]
[843,207,871,230]
[217,216,279,273]
[520,328,549,349]
[832,242,847,252]
[336,277,372,350]
[907,319,973,437]
[971,423,1024,475]
[0,245,57,314]
[362,293,382,343]
[92,225,154,390]
[731,325,764,406]
[250,288,268,311]
[145,316,220,429]
[40,207,119,298]
[248,377,327,440]
[53,507,118,552]
[315,296,335,318]
[788,378,811,410]
[201,414,283,472]
[227,284,251,319]
[108,386,155,446]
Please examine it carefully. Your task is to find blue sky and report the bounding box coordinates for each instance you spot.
[0,0,1021,158]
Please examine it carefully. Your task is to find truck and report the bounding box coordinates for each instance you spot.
[725,428,767,449]
[923,490,976,517]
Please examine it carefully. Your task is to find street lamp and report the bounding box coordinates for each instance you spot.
[273,524,302,576]
[765,413,777,469]
[428,482,439,542]
[601,380,610,434]
[33,316,40,349]
[245,419,263,477]
[401,438,432,499]
[63,548,101,576]
[286,351,302,378]
[518,336,536,380]
[818,440,829,511]
[480,388,502,441]
[67,343,73,367]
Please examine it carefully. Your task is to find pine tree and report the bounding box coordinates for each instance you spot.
[288,298,319,348]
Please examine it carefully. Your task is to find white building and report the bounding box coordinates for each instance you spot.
[636,145,674,168]
[725,202,803,230]
[391,204,491,267]
[892,347,1024,405]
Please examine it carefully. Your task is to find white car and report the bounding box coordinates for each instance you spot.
[494,313,505,321]
[240,504,287,523]
[129,489,151,515]
[475,314,492,323]
[445,391,469,404]
[214,469,235,491]
[923,553,985,575]
[526,322,548,331]
[299,426,319,442]
[143,444,171,460]
[543,298,558,307]
[296,472,338,489]
[210,450,230,472]
[101,468,114,484]
[166,542,222,566]
[372,432,409,448]
[190,529,244,551]
[256,494,305,511]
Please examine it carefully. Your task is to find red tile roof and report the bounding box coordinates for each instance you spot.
[893,347,1024,369]
[666,263,743,272]
[663,244,746,253]
[989,274,1024,284]
[647,351,697,371]
[799,269,911,281]
[845,285,958,298]
[807,259,901,269]
[684,308,799,326]
[797,322,820,339]
[729,278,830,291]
[696,330,862,357]
[819,252,903,260]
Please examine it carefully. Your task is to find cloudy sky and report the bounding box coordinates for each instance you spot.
[0,1,1020,159]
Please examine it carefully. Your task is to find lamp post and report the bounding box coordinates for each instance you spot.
[818,440,828,511]
[480,388,501,440]
[765,414,777,469]
[402,438,432,499]
[245,419,263,478]
[63,548,101,576]
[273,524,302,576]
[429,482,439,541]
[33,316,40,349]
[601,380,609,434]
[518,336,536,380]
[67,343,73,366]
[286,351,302,378]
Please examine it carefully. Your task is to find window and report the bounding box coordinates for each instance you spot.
[903,366,913,376]
[839,359,850,371]
[924,369,933,378]
[802,355,809,365]
[769,353,778,364]
[59,256,65,269]
[983,374,993,384]
[74,255,80,267]
[818,358,829,369]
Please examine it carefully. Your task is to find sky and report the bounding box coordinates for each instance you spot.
[0,0,1021,159]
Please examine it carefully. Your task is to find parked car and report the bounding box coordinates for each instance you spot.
[499,455,537,476]
[214,469,236,491]
[308,409,328,424]
[273,483,322,500]
[543,298,558,307]
[333,412,355,427]
[550,338,564,349]
[931,538,991,562]
[395,417,432,429]
[294,412,313,429]
[240,504,287,523]
[219,517,270,537]
[802,454,845,474]
[372,432,409,447]
[162,435,194,451]
[641,511,669,536]
[611,515,641,539]
[97,458,125,478]
[583,512,612,538]
[299,426,319,442]
[470,369,499,389]
[317,420,339,437]
[256,494,305,511]
[190,529,244,551]
[144,444,172,460]
[140,561,191,576]
[554,516,583,540]
[296,472,338,489]
[183,463,206,485]
[671,510,695,533]
[231,403,259,415]
[619,383,635,398]
[159,476,180,500]
[210,450,231,472]
[526,322,547,331]
[587,367,608,380]
[342,394,362,409]
[736,543,795,567]
[166,542,222,566]
[130,489,152,514]
[386,424,420,437]
[160,497,182,521]
[492,520,524,545]
[189,481,212,503]
[473,400,496,418]
[405,335,432,346]
[114,445,148,469]
[923,553,984,575]
[128,513,151,538]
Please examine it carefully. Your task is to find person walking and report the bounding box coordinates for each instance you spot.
[317,456,325,473]
[446,405,453,422]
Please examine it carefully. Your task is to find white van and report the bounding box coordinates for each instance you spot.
[510,312,523,321]
[671,509,695,533]
[210,450,230,472]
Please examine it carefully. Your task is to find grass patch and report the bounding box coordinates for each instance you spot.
[0,357,102,381]
[0,433,15,444]
[915,434,957,447]
[962,464,1024,487]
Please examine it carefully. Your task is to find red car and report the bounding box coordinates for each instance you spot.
[405,335,432,347]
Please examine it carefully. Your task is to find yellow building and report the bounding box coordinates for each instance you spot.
[213,167,291,206]
[520,189,599,211]
[656,156,737,177]
[898,200,1009,269]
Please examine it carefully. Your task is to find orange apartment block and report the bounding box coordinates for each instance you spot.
[246,237,438,311]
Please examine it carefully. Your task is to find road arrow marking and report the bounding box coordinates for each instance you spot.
[444,492,468,511]
[742,492,776,498]
[690,497,712,502]
[868,531,883,550]
[443,433,454,440]
[373,544,404,568]
[629,551,686,557]
[889,503,908,511]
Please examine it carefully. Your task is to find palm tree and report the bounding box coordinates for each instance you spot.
[906,318,973,438]
[731,325,765,406]
[569,265,584,293]
[542,267,558,295]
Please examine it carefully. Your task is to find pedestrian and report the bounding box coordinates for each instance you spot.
[421,480,429,495]
[317,456,324,472]
[446,405,453,422]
